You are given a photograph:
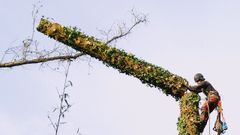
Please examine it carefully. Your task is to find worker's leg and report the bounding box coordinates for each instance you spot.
[199,95,220,132]
[198,102,208,133]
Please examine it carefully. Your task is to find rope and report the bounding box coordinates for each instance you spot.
[207,100,211,135]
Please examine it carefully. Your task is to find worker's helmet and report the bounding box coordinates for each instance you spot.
[194,73,205,82]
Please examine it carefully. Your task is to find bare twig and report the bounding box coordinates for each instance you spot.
[48,61,74,135]
[55,61,71,135]
[48,115,57,130]
[76,128,82,135]
[105,10,147,44]
[22,2,42,59]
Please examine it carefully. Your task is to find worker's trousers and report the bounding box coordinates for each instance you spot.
[199,93,220,133]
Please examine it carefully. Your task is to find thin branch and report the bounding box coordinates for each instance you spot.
[55,61,71,135]
[48,115,57,130]
[0,53,84,68]
[106,11,147,44]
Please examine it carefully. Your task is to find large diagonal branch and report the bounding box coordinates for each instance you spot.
[0,53,83,68]
[37,18,188,100]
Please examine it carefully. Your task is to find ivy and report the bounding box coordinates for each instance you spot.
[37,18,189,100]
[177,92,200,135]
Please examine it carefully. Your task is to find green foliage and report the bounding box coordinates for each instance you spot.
[37,18,189,100]
[177,92,200,135]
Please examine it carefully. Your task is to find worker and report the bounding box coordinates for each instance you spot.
[186,73,221,133]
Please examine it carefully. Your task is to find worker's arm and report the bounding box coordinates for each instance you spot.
[186,81,208,93]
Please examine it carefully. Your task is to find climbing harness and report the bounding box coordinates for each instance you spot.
[213,101,228,134]
[219,101,228,133]
[205,92,228,135]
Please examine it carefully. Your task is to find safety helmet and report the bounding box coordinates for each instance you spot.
[194,73,205,82]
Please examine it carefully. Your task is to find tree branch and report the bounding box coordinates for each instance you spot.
[37,18,188,100]
[0,53,84,68]
[106,11,147,44]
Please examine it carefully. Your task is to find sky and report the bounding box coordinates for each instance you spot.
[1,0,240,135]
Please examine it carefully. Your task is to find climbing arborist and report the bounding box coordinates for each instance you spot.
[186,73,221,133]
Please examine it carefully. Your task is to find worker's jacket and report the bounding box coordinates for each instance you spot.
[188,81,221,100]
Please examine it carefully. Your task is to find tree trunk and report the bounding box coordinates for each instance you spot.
[178,92,200,135]
[37,18,200,134]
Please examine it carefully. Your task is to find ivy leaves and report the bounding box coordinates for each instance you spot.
[37,18,189,100]
[177,92,200,135]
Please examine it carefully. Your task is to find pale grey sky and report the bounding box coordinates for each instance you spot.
[1,0,240,135]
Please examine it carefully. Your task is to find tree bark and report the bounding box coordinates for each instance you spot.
[37,18,200,134]
[0,53,83,68]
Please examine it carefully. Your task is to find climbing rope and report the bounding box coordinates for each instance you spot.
[207,100,211,135]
